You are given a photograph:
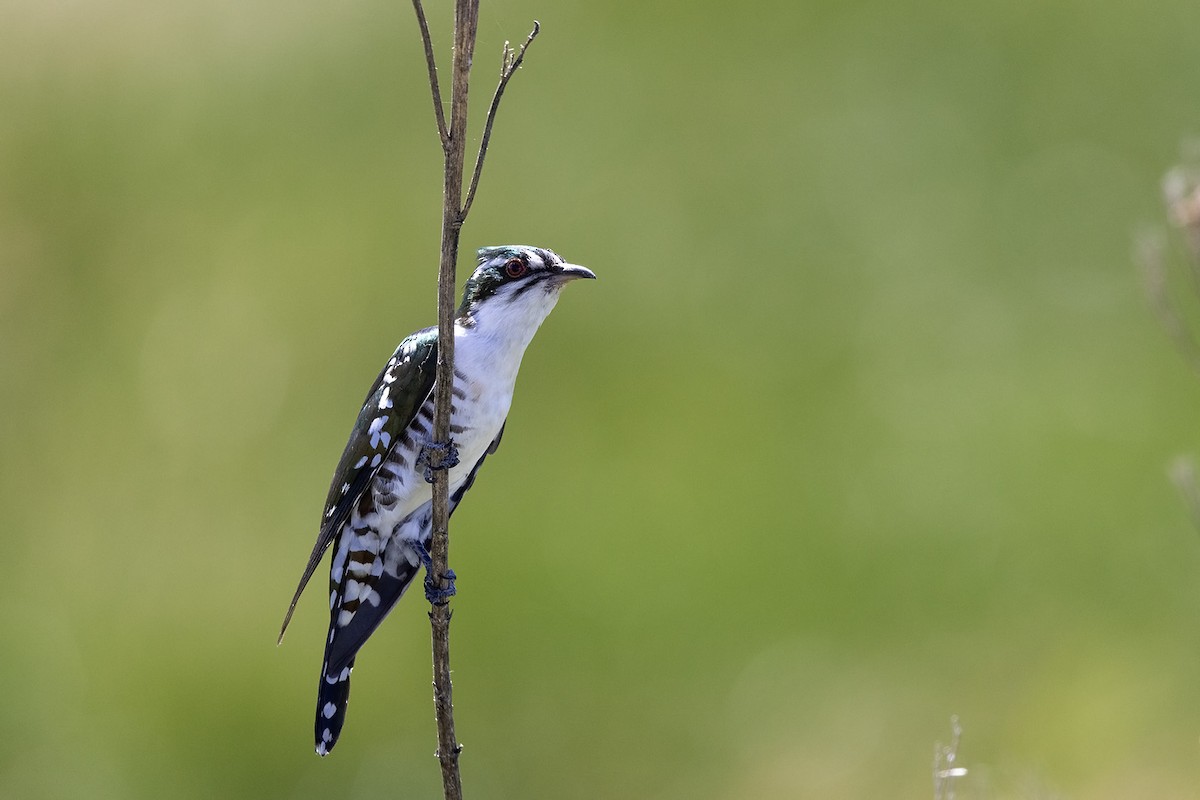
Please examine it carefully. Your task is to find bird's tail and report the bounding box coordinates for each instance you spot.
[315,657,354,756]
[312,534,425,756]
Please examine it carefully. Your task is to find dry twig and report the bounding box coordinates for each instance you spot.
[409,3,539,797]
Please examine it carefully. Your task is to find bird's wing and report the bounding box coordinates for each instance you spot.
[279,327,439,642]
[314,421,507,754]
[321,421,506,674]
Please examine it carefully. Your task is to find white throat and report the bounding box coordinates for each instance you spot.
[455,284,564,387]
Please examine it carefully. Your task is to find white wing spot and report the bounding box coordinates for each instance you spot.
[323,702,338,719]
[354,455,368,469]
[370,454,382,467]
[380,431,391,448]
[379,386,393,410]
[340,482,350,495]
[368,416,387,448]
[329,590,337,609]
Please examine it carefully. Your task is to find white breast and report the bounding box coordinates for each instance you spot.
[354,288,562,547]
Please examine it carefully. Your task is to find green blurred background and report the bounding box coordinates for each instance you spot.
[4,0,1200,797]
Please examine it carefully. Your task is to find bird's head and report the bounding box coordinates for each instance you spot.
[458,245,595,327]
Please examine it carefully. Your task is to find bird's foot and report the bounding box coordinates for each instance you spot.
[424,568,457,606]
[417,438,460,484]
[413,540,457,605]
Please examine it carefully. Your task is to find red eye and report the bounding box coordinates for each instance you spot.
[504,258,528,278]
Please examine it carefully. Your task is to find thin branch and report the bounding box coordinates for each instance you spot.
[461,21,540,219]
[409,4,540,798]
[419,1,478,798]
[412,0,449,148]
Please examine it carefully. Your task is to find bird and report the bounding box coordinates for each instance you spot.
[279,245,595,756]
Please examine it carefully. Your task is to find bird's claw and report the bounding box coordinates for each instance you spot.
[424,568,457,606]
[413,540,457,605]
[417,438,460,483]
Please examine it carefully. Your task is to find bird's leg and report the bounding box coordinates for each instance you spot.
[413,539,458,605]
[417,438,460,484]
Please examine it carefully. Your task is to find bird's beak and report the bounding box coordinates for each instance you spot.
[555,263,596,282]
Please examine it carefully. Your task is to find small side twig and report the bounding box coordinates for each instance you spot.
[461,21,540,218]
[411,0,448,148]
